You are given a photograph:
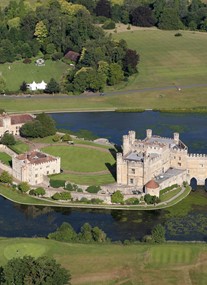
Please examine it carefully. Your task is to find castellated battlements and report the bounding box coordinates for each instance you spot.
[117,129,207,189]
[188,153,207,158]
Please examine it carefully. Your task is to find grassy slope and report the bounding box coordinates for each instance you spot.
[0,60,68,92]
[0,238,206,285]
[114,29,207,90]
[0,152,12,166]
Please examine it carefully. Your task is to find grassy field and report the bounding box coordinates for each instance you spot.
[114,29,207,90]
[160,187,181,202]
[0,238,207,285]
[0,60,68,92]
[0,152,12,166]
[42,145,115,172]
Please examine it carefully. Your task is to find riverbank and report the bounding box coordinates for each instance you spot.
[0,183,191,210]
[0,237,206,285]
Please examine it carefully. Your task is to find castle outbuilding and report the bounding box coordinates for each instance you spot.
[12,150,61,186]
[117,129,207,196]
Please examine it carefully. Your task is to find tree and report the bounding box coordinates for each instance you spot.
[36,112,56,137]
[1,132,16,146]
[48,222,78,242]
[151,224,166,243]
[0,171,12,184]
[20,120,44,138]
[107,63,124,86]
[34,187,45,196]
[111,190,124,204]
[131,6,156,27]
[3,255,71,285]
[79,223,93,242]
[45,78,60,94]
[61,133,72,141]
[95,0,111,18]
[92,226,107,242]
[0,76,6,93]
[123,48,139,75]
[20,81,27,92]
[18,182,30,192]
[34,20,48,44]
[158,8,185,30]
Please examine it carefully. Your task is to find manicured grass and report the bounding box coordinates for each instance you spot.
[0,238,206,284]
[50,172,116,185]
[147,244,199,269]
[0,60,68,91]
[9,140,30,154]
[4,243,47,260]
[160,187,181,202]
[0,152,12,166]
[42,145,115,172]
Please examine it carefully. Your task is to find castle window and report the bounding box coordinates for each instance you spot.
[130,178,134,184]
[200,164,204,167]
[35,174,38,178]
[131,168,135,174]
[53,169,55,173]
[178,162,181,166]
[179,157,181,160]
[47,171,49,174]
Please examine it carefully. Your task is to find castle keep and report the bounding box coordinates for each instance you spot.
[117,130,207,196]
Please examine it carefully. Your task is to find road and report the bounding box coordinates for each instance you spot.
[1,83,207,99]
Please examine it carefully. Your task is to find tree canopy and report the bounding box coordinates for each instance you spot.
[2,255,71,285]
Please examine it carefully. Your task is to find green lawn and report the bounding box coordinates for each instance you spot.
[42,145,115,172]
[0,60,68,92]
[160,187,181,202]
[0,152,12,166]
[9,140,30,154]
[50,172,116,185]
[0,238,206,285]
[114,29,207,90]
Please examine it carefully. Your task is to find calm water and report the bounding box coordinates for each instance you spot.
[1,111,207,241]
[51,111,207,153]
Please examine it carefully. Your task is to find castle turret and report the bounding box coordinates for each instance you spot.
[123,131,136,156]
[174,132,179,144]
[146,129,152,139]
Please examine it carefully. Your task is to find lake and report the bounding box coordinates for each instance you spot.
[1,111,207,241]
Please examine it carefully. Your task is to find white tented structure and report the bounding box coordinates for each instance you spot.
[27,80,47,91]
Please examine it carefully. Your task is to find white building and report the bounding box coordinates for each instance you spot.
[12,150,61,186]
[27,81,47,91]
[0,113,34,137]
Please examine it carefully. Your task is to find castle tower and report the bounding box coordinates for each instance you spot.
[174,132,179,144]
[146,129,152,139]
[123,131,135,156]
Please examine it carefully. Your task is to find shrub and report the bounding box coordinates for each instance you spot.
[23,58,31,64]
[151,224,166,243]
[102,19,116,30]
[144,194,160,204]
[90,198,103,204]
[1,133,16,146]
[0,171,12,184]
[61,133,72,141]
[174,32,182,37]
[160,184,178,195]
[111,190,124,204]
[50,179,65,188]
[124,197,139,205]
[34,187,45,196]
[52,134,61,142]
[18,182,30,192]
[52,191,71,200]
[86,185,101,193]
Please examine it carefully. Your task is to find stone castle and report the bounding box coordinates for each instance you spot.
[117,129,207,196]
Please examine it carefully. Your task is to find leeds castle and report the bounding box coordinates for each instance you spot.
[117,129,207,196]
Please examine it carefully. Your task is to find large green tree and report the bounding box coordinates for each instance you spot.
[1,133,16,146]
[3,255,70,285]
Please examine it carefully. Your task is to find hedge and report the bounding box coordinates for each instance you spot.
[50,179,66,188]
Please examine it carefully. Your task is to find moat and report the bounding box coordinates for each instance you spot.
[1,111,207,241]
